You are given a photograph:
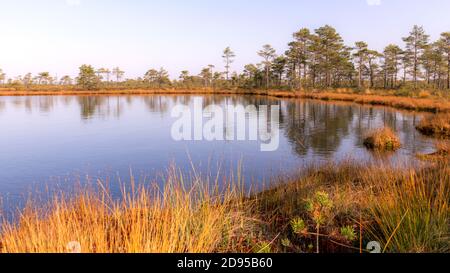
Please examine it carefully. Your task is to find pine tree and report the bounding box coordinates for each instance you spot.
[222,47,235,81]
[112,67,125,82]
[77,65,100,90]
[383,44,402,88]
[0,69,6,85]
[272,56,287,86]
[439,32,450,89]
[258,44,277,89]
[367,50,382,88]
[402,25,429,89]
[292,28,312,88]
[313,25,348,87]
[353,41,369,88]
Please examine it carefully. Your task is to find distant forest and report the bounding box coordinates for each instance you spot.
[1,25,449,91]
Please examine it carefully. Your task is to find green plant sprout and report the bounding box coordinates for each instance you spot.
[306,191,334,253]
[340,226,357,242]
[290,217,307,235]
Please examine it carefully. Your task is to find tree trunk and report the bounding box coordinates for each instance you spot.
[369,60,374,88]
[414,46,418,89]
[447,56,450,89]
[403,64,407,84]
[394,64,398,88]
[358,60,362,88]
[295,63,301,90]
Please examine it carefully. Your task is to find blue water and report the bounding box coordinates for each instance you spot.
[0,95,434,214]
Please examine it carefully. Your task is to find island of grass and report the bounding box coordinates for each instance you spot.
[416,113,450,138]
[363,127,401,151]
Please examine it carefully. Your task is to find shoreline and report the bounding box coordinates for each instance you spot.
[1,88,450,113]
[1,89,448,253]
[1,160,448,253]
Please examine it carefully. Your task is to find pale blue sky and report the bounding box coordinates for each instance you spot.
[0,0,449,79]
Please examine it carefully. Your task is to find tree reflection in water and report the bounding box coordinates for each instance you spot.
[0,94,432,159]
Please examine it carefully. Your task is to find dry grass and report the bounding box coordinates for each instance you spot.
[0,162,448,253]
[419,90,432,99]
[266,90,450,113]
[256,161,450,253]
[417,140,450,161]
[363,127,401,151]
[368,164,450,253]
[0,170,258,253]
[435,140,450,155]
[416,113,450,138]
[1,88,449,113]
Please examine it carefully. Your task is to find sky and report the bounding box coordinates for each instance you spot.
[0,0,449,80]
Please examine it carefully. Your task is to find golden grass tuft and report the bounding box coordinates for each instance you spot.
[0,171,257,253]
[363,127,401,151]
[416,113,450,138]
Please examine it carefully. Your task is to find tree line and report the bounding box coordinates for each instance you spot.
[1,25,449,91]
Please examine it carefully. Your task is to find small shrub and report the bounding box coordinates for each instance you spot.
[290,217,307,235]
[340,226,357,242]
[394,88,413,97]
[281,238,292,248]
[256,241,272,253]
[305,191,334,253]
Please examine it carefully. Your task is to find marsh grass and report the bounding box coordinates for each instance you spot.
[0,162,448,253]
[1,88,449,113]
[435,140,450,156]
[367,164,450,253]
[363,127,401,151]
[417,140,450,161]
[254,161,449,253]
[416,113,450,138]
[0,169,259,253]
[293,92,450,113]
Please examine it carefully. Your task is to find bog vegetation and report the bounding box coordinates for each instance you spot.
[0,161,448,253]
[363,127,401,151]
[0,24,449,254]
[416,113,450,137]
[0,25,449,93]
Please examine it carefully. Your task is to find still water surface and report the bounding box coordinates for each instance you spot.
[0,95,434,212]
